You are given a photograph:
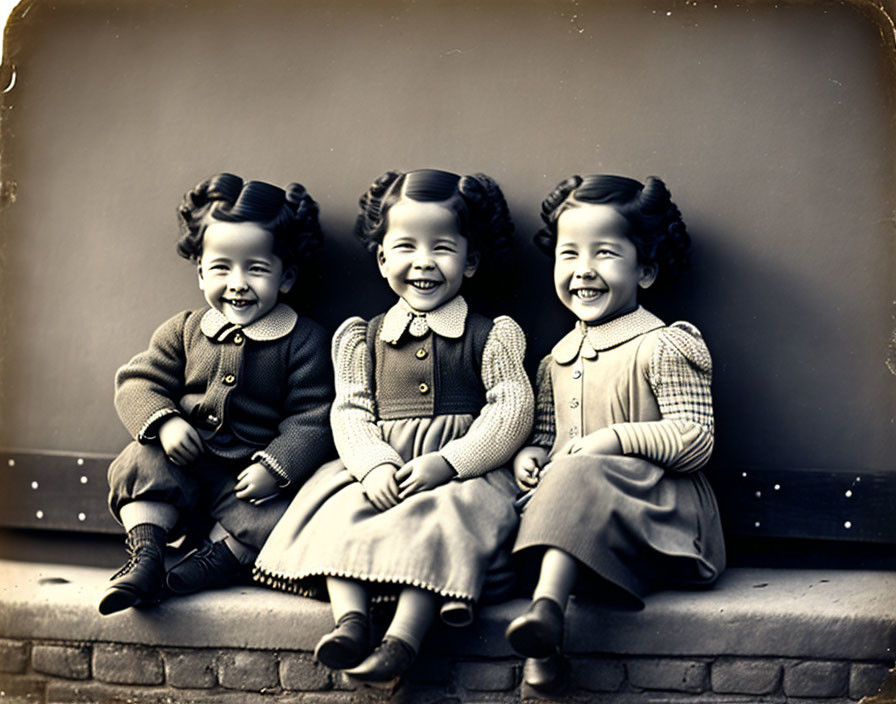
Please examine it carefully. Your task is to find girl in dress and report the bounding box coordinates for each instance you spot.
[507,174,726,691]
[255,168,533,682]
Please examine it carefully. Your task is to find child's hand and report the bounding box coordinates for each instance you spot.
[234,463,281,504]
[561,428,622,457]
[513,446,549,490]
[158,416,204,465]
[395,453,455,500]
[361,464,400,511]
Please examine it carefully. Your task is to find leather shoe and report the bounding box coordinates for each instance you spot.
[314,611,371,669]
[166,540,243,595]
[505,597,564,658]
[98,524,167,615]
[344,636,416,682]
[523,650,570,694]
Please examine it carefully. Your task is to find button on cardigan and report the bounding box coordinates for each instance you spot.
[114,304,334,486]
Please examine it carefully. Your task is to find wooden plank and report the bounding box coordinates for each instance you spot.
[0,450,119,534]
[1,450,894,545]
[710,467,896,544]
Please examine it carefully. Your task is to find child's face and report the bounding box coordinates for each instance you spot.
[554,204,657,325]
[377,200,479,312]
[197,221,296,326]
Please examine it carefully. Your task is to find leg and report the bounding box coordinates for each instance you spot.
[100,443,193,615]
[98,501,178,615]
[314,578,371,670]
[165,522,248,595]
[345,587,437,682]
[505,547,578,658]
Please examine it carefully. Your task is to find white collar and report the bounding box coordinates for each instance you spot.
[379,296,468,344]
[551,306,665,364]
[199,303,298,342]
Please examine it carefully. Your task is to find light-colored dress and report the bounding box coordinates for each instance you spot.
[513,306,726,602]
[255,296,534,603]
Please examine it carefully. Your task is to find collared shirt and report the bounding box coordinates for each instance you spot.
[379,295,469,344]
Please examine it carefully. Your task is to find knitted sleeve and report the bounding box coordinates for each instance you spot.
[251,320,335,487]
[330,317,405,481]
[114,311,192,442]
[609,322,714,473]
[439,316,535,479]
[530,354,556,450]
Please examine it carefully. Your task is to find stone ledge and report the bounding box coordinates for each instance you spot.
[1,560,894,663]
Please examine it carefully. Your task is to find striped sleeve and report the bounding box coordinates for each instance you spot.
[440,316,534,479]
[530,355,556,450]
[610,322,714,473]
[329,317,405,481]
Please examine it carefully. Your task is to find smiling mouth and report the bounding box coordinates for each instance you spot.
[571,288,607,301]
[407,280,442,291]
[223,299,255,309]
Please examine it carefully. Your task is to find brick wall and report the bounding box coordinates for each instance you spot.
[0,637,891,703]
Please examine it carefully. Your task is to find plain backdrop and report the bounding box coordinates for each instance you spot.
[0,0,894,481]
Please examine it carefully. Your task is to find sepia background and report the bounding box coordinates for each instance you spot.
[0,0,894,498]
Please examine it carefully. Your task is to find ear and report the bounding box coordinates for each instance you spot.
[279,266,298,294]
[463,251,480,279]
[638,263,658,290]
[197,264,206,291]
[376,244,388,278]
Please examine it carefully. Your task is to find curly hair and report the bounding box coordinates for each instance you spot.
[175,172,322,270]
[354,168,514,270]
[535,174,691,282]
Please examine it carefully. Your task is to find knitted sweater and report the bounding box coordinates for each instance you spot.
[330,296,534,481]
[114,304,334,486]
[531,306,714,473]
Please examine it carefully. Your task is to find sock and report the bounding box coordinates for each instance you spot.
[208,523,256,566]
[384,587,437,653]
[532,548,578,611]
[120,501,178,533]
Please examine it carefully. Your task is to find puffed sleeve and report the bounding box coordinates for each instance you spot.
[439,316,535,479]
[530,354,556,450]
[608,322,714,473]
[329,317,405,481]
[252,319,335,486]
[114,311,191,442]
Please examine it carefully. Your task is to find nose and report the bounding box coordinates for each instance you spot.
[226,269,248,292]
[412,249,435,270]
[573,262,597,280]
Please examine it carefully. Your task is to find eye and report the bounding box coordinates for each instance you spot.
[434,243,458,253]
[249,265,271,274]
[207,263,229,272]
[595,248,618,257]
[557,247,577,259]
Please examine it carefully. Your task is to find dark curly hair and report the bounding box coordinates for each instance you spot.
[176,172,322,271]
[354,168,514,271]
[535,174,691,282]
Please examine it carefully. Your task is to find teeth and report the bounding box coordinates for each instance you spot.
[574,289,605,301]
[410,281,439,290]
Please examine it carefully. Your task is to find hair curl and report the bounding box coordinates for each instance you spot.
[176,172,322,270]
[535,174,691,282]
[353,168,514,270]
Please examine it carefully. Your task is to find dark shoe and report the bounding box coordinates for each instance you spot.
[344,636,416,682]
[98,524,167,615]
[314,611,371,669]
[505,597,564,658]
[166,540,243,595]
[440,599,473,627]
[523,650,570,694]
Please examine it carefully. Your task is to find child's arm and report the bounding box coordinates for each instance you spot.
[512,356,555,490]
[329,318,405,485]
[606,322,714,472]
[437,316,535,479]
[115,311,192,443]
[247,319,335,489]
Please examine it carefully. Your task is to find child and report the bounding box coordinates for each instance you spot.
[507,175,726,691]
[255,168,533,682]
[99,173,334,615]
